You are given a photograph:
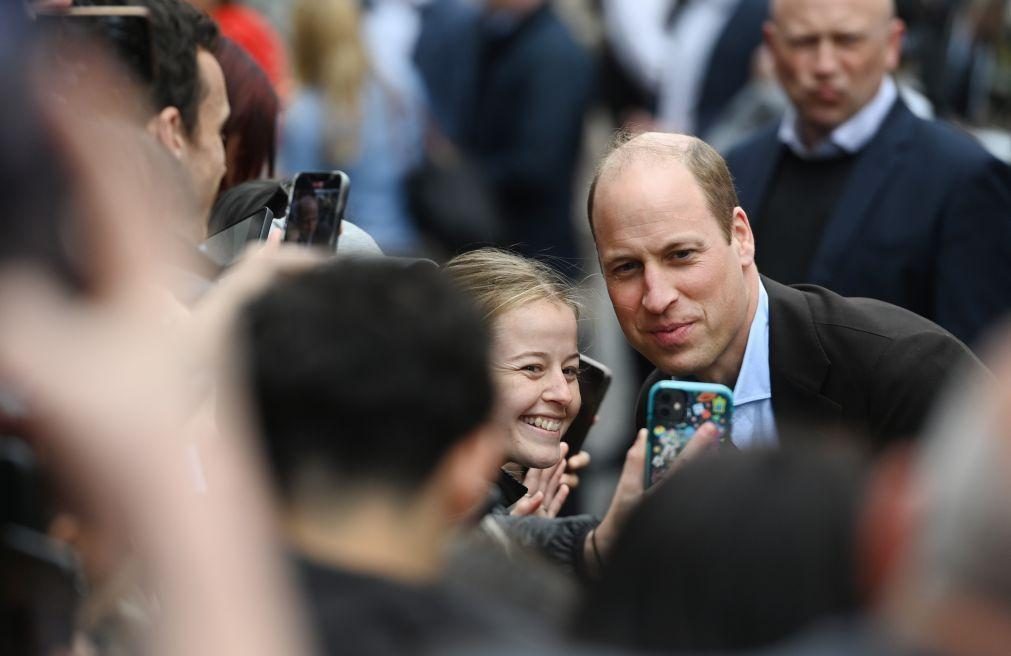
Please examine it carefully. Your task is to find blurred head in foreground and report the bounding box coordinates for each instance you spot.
[241,259,504,579]
[576,447,867,652]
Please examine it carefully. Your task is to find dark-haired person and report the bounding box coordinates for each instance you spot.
[240,259,544,654]
[78,0,230,229]
[214,36,278,193]
[575,447,867,652]
[588,131,982,453]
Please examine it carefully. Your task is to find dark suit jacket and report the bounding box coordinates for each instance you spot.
[694,0,769,137]
[725,99,1011,349]
[636,277,982,452]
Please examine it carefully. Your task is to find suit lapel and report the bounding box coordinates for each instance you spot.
[808,100,916,284]
[764,277,842,445]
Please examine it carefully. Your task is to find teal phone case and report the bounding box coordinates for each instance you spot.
[645,380,733,487]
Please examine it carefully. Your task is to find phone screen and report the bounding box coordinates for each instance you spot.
[201,208,273,267]
[645,381,733,487]
[284,172,349,251]
[562,355,612,454]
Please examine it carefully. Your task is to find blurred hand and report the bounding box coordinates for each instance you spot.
[187,240,324,369]
[0,55,311,656]
[562,448,591,489]
[584,422,722,573]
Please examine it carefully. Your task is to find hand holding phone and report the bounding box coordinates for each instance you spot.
[645,381,732,487]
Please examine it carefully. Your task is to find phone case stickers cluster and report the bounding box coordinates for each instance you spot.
[648,391,730,486]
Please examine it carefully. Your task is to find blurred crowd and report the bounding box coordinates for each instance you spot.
[4,1,1011,655]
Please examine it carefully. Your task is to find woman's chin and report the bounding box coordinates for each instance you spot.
[511,443,562,470]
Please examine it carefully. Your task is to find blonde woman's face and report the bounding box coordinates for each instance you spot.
[491,300,581,469]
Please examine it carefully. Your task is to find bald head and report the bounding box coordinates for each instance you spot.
[587,132,739,243]
[770,0,895,23]
[765,0,904,146]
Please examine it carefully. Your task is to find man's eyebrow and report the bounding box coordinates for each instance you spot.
[602,237,704,263]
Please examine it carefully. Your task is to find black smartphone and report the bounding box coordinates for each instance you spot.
[200,207,273,267]
[33,7,155,87]
[562,355,612,455]
[283,171,350,251]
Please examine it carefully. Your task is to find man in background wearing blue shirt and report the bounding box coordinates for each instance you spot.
[725,0,1011,350]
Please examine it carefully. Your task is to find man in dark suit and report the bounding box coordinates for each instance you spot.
[588,132,980,451]
[724,0,1011,350]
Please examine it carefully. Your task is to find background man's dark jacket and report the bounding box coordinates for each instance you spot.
[725,99,1011,349]
[637,278,983,452]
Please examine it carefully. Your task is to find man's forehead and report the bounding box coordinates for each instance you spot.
[771,0,894,27]
[197,49,229,122]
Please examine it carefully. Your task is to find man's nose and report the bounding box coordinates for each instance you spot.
[641,264,678,315]
[813,38,839,76]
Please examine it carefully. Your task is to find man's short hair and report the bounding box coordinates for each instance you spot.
[241,260,495,499]
[78,0,219,136]
[587,131,740,243]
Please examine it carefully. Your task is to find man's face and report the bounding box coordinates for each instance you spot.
[181,49,229,222]
[766,0,903,142]
[592,159,755,382]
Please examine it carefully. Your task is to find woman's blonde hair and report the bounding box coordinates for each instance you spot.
[290,0,368,161]
[444,248,582,325]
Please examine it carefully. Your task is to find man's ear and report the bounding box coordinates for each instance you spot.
[731,206,755,267]
[147,106,186,160]
[762,20,777,53]
[884,18,906,72]
[435,422,506,523]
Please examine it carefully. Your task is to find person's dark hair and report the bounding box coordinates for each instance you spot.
[574,447,867,652]
[215,37,278,192]
[76,0,219,136]
[208,179,289,236]
[241,260,494,498]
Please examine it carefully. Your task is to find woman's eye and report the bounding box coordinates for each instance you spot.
[521,364,543,374]
[562,367,579,381]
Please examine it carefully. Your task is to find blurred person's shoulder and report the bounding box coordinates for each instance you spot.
[295,554,555,655]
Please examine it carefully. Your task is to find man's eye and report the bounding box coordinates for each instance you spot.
[788,36,819,50]
[670,249,694,261]
[834,33,863,47]
[611,262,639,276]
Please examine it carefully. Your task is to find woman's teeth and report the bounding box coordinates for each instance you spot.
[522,416,561,432]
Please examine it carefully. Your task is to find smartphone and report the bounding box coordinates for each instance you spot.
[562,355,612,454]
[200,207,273,267]
[33,7,155,87]
[283,171,349,251]
[645,381,733,488]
